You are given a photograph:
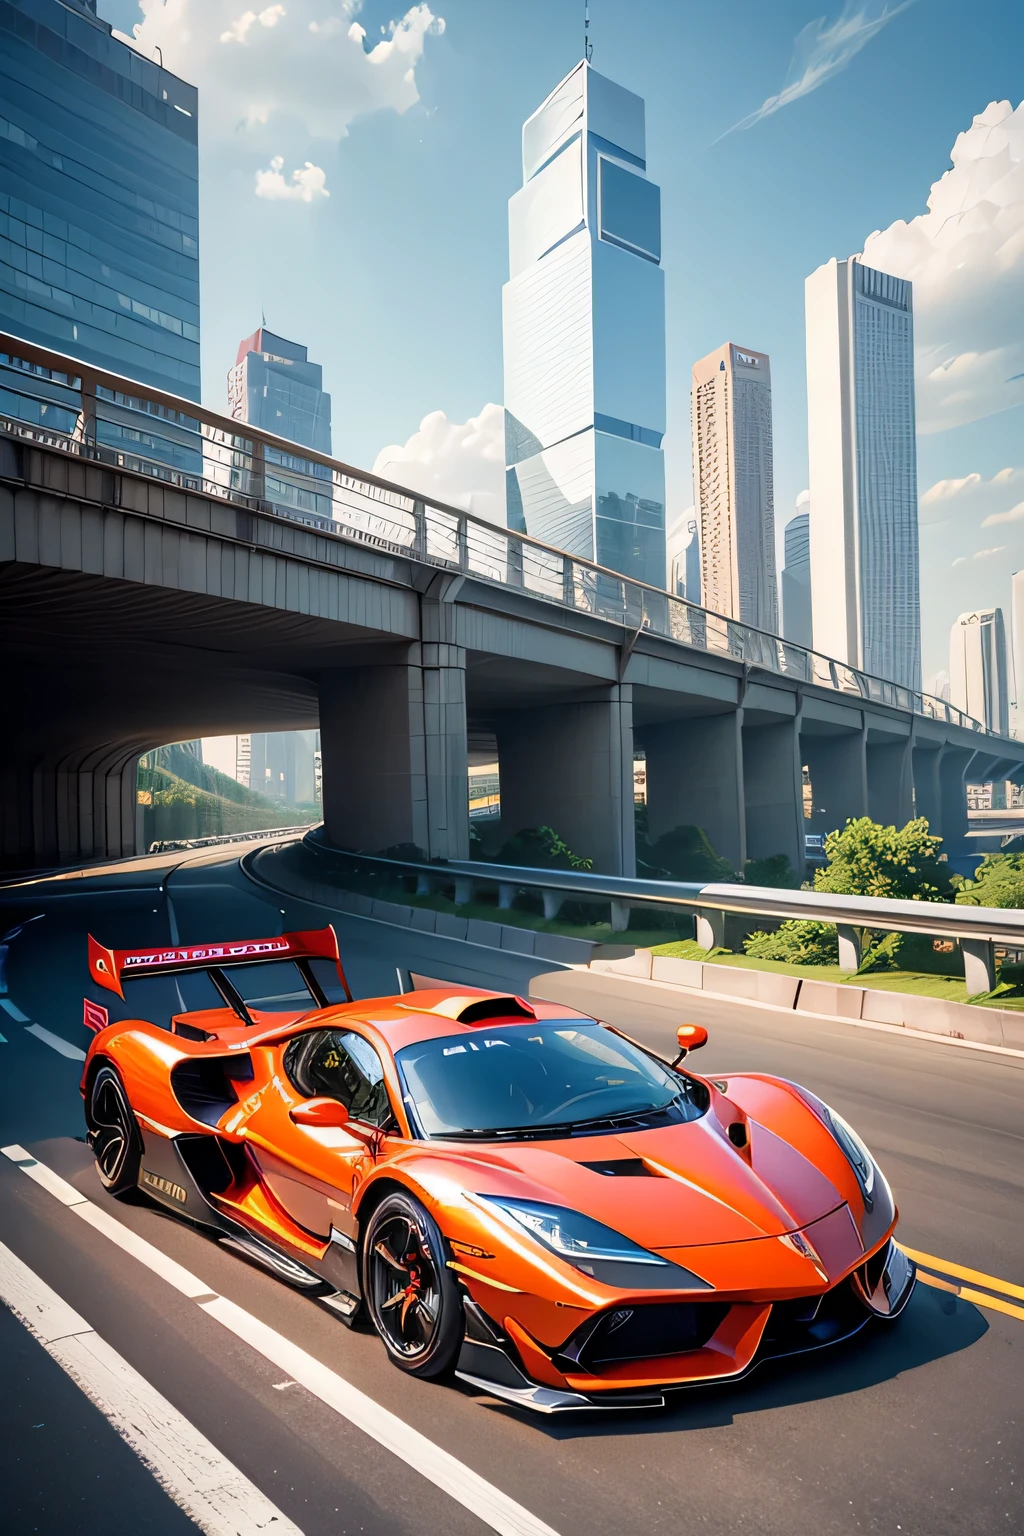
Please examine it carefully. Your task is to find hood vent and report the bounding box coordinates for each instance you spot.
[579,1158,657,1178]
[401,993,537,1025]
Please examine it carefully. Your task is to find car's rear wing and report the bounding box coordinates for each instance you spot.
[87,926,351,1002]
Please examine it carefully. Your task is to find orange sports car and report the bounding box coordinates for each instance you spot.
[80,925,914,1413]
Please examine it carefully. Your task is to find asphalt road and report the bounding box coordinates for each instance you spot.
[0,844,1021,1536]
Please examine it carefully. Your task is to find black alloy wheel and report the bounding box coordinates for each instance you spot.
[362,1192,463,1378]
[87,1064,142,1197]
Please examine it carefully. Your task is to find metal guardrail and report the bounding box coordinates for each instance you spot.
[300,830,1024,949]
[147,824,313,854]
[0,331,1000,738]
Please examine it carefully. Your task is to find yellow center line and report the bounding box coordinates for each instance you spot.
[917,1270,1024,1324]
[898,1244,1024,1303]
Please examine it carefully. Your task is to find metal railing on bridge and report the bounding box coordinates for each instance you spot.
[0,332,994,737]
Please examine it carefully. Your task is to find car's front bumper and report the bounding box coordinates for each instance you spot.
[454,1238,916,1414]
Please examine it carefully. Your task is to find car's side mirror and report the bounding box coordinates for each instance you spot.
[290,1096,350,1128]
[673,1024,709,1064]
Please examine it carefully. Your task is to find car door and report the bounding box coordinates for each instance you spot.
[245,1026,396,1244]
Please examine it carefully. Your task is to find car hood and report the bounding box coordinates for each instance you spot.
[455,1113,845,1252]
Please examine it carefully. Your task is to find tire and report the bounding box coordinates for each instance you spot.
[87,1064,142,1198]
[361,1191,464,1379]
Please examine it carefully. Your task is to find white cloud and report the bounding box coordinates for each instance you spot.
[123,1,444,145]
[952,545,1006,567]
[373,404,506,526]
[982,500,1024,528]
[220,6,285,45]
[919,465,1024,526]
[863,98,1024,433]
[719,2,913,139]
[255,155,329,201]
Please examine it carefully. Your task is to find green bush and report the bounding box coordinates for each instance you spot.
[953,852,1024,909]
[743,816,952,970]
[743,853,801,888]
[491,826,593,871]
[637,824,736,883]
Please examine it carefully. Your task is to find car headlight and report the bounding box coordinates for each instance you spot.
[477,1196,712,1290]
[822,1105,875,1205]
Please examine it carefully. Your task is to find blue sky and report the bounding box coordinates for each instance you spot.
[99,0,1024,687]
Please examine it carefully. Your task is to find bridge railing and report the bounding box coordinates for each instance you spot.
[0,331,992,737]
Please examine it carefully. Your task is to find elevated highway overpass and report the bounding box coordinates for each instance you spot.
[3,332,1021,874]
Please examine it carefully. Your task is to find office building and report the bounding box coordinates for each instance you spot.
[805,255,921,691]
[1011,570,1024,734]
[950,608,1009,735]
[691,342,778,631]
[0,0,200,399]
[227,327,332,455]
[249,730,319,807]
[782,503,812,649]
[503,61,666,588]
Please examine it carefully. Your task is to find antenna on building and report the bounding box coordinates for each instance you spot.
[584,0,592,61]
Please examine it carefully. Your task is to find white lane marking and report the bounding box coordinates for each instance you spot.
[74,1202,217,1301]
[203,1295,561,1536]
[0,1147,216,1299]
[24,1023,86,1060]
[0,1240,304,1536]
[8,1149,565,1536]
[0,998,30,1023]
[0,1030,7,1043]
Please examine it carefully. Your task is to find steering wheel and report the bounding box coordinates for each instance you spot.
[538,1086,634,1121]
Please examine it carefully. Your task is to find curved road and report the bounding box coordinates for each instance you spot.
[0,843,1021,1536]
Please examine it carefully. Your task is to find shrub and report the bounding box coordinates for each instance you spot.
[743,853,801,888]
[637,824,736,883]
[744,920,839,965]
[953,852,1024,909]
[492,826,593,871]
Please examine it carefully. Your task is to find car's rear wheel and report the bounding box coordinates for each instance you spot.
[362,1192,463,1378]
[87,1064,142,1197]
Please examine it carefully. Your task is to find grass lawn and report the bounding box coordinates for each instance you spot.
[648,938,1024,1010]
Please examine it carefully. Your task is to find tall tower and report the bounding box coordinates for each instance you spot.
[950,609,1008,735]
[0,0,200,399]
[805,256,921,691]
[781,502,812,648]
[228,328,332,455]
[503,62,666,588]
[691,343,778,631]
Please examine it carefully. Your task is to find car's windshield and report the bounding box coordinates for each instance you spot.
[395,1022,707,1139]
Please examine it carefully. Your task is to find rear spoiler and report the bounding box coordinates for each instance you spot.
[87,926,351,1002]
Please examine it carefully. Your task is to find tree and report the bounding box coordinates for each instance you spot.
[743,853,801,889]
[742,817,953,971]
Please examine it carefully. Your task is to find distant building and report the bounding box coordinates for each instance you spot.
[950,608,1008,735]
[805,255,921,691]
[228,328,332,454]
[0,0,200,399]
[249,730,319,806]
[1012,570,1024,734]
[503,61,667,587]
[691,343,778,632]
[781,504,812,648]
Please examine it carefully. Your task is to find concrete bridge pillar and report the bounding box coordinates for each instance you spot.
[319,646,469,860]
[867,738,913,829]
[912,742,941,831]
[643,711,745,872]
[494,686,635,876]
[742,717,804,874]
[802,723,867,835]
[938,745,975,859]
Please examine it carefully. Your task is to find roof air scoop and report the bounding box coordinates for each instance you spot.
[404,994,538,1025]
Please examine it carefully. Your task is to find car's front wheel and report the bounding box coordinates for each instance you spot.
[87,1063,142,1197]
[361,1191,463,1378]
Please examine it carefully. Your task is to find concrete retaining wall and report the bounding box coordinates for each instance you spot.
[591,950,1024,1051]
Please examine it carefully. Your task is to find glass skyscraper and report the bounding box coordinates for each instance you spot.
[0,0,200,400]
[503,61,666,588]
[228,328,332,455]
[781,507,812,649]
[805,255,921,691]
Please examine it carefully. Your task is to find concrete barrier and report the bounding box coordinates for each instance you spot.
[588,952,1024,1052]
